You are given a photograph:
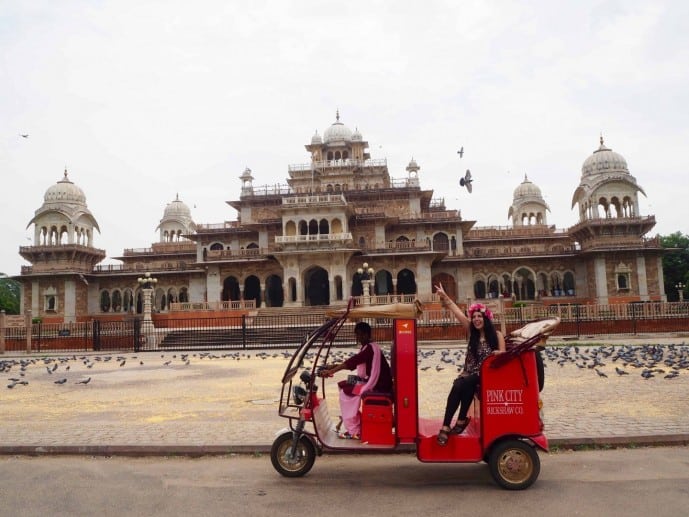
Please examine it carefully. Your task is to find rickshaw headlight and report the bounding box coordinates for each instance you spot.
[300,369,312,384]
[293,385,308,405]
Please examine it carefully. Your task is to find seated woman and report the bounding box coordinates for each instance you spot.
[435,284,505,446]
[319,321,393,439]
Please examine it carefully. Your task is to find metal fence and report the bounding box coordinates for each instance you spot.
[2,306,688,354]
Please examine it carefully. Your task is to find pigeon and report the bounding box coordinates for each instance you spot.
[119,360,126,367]
[457,146,464,158]
[459,169,473,193]
[76,377,91,384]
[20,134,29,138]
[54,378,67,384]
[615,367,629,376]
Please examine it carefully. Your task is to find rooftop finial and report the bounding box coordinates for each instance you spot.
[600,133,604,146]
[336,109,340,122]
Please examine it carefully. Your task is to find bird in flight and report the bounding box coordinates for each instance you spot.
[20,134,29,138]
[459,169,473,193]
[457,146,464,158]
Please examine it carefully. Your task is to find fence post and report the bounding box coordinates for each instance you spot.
[575,304,581,338]
[134,319,140,352]
[242,314,247,349]
[0,310,5,354]
[25,309,32,353]
[93,320,100,352]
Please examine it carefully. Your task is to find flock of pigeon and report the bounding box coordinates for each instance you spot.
[1,351,290,390]
[2,343,687,390]
[414,343,688,380]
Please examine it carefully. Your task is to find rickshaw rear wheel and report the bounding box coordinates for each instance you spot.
[488,439,540,490]
[270,432,316,477]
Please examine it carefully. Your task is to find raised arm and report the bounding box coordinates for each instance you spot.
[435,283,470,329]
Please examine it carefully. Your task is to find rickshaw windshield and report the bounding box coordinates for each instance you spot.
[281,317,340,384]
[280,300,423,384]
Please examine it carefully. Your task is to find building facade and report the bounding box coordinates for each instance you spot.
[17,115,666,323]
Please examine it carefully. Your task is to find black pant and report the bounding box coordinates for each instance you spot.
[442,373,479,427]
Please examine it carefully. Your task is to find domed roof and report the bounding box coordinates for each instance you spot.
[311,131,322,144]
[323,110,352,143]
[513,175,543,200]
[162,194,192,220]
[28,169,100,233]
[351,127,362,141]
[581,136,629,177]
[44,170,86,205]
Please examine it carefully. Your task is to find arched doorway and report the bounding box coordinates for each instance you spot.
[397,269,416,295]
[432,272,456,300]
[305,267,330,306]
[244,275,261,306]
[266,275,284,307]
[513,267,536,300]
[375,270,393,295]
[222,276,240,302]
[432,232,449,252]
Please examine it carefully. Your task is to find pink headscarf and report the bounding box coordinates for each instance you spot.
[468,303,493,321]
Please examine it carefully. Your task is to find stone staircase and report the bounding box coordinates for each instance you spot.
[158,305,338,350]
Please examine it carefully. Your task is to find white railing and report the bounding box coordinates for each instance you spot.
[169,300,256,312]
[282,194,347,206]
[288,158,387,172]
[275,233,352,244]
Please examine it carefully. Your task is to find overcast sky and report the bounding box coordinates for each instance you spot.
[2,0,688,276]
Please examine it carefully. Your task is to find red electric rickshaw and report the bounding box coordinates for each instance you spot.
[270,301,559,490]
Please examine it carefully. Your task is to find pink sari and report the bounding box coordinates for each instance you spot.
[339,343,382,436]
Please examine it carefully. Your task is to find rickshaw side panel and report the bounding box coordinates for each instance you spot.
[417,418,483,462]
[480,352,543,448]
[393,319,418,443]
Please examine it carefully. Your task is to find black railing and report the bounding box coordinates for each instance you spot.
[1,310,688,354]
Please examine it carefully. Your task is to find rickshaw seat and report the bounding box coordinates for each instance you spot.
[361,391,394,404]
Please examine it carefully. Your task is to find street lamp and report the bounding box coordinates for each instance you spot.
[675,282,685,303]
[357,262,375,304]
[137,272,158,322]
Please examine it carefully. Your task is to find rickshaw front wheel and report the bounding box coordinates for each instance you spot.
[271,432,316,477]
[488,439,540,490]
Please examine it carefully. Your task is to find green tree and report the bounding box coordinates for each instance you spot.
[0,273,21,314]
[660,232,689,301]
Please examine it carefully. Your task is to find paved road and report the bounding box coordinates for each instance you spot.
[0,447,687,517]
[1,336,688,453]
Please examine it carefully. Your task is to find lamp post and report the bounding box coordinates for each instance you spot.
[676,282,685,303]
[357,262,375,305]
[137,272,158,323]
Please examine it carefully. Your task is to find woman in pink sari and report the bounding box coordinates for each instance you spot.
[319,322,393,439]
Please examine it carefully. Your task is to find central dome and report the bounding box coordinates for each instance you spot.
[581,137,628,177]
[323,111,352,143]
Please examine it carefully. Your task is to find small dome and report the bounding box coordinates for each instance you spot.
[513,175,543,200]
[406,157,420,172]
[581,136,628,177]
[44,170,86,205]
[163,194,192,220]
[323,110,352,143]
[311,131,322,144]
[351,127,362,141]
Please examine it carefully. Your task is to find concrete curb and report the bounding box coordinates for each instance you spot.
[2,434,688,457]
